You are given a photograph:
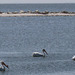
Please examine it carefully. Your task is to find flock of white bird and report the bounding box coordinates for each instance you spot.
[0,49,75,71]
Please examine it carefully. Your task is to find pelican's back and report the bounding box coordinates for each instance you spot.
[32,52,43,57]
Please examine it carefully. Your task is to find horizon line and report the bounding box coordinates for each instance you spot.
[0,2,75,4]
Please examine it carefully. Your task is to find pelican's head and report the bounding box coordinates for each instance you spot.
[42,49,48,55]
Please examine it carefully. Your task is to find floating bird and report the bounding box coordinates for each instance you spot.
[0,61,9,71]
[32,49,48,57]
[72,55,75,60]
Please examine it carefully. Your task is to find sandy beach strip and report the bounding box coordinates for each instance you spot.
[0,13,75,17]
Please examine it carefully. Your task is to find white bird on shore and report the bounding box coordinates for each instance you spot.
[72,55,75,60]
[32,49,48,57]
[0,61,9,71]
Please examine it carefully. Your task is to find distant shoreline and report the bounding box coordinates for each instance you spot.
[0,10,75,17]
[0,13,75,17]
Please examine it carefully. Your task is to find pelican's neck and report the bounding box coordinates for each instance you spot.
[1,65,5,71]
[43,52,45,57]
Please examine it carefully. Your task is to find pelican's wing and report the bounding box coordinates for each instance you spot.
[0,66,5,71]
[32,52,43,57]
[72,55,75,60]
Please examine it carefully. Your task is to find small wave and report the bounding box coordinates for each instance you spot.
[0,52,23,54]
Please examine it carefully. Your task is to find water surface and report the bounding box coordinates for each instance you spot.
[0,4,75,75]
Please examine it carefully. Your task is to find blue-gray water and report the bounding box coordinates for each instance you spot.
[0,4,75,75]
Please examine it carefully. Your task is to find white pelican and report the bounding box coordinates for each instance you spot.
[32,49,48,57]
[0,61,9,71]
[72,55,75,60]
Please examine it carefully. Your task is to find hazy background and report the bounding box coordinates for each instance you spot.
[0,0,75,4]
